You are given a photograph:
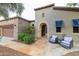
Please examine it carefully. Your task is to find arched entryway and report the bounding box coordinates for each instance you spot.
[40,23,47,37]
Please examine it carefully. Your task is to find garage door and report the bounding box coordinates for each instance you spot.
[3,25,14,37]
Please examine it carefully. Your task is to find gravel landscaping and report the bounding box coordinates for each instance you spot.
[0,45,28,56]
[64,51,79,56]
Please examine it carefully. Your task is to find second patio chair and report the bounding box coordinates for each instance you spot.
[60,36,73,49]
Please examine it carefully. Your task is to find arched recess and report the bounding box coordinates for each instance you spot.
[40,23,47,37]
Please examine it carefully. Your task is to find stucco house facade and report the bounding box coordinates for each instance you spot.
[0,16,34,40]
[34,4,79,43]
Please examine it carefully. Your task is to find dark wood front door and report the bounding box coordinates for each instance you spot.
[41,24,47,36]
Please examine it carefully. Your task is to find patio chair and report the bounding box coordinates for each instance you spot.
[49,35,58,43]
[60,36,73,49]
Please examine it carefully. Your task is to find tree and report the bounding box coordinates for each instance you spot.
[67,3,79,7]
[0,3,24,19]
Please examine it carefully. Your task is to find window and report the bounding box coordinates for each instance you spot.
[73,27,79,33]
[42,13,45,17]
[56,27,61,32]
[55,20,64,33]
[72,19,79,33]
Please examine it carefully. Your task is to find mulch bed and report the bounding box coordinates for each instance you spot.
[0,45,29,56]
[64,51,79,56]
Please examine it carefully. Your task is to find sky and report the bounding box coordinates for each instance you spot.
[0,0,79,20]
[1,0,67,21]
[21,3,66,20]
[0,0,70,20]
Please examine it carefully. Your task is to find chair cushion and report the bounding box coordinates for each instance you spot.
[61,41,70,45]
[64,36,72,42]
[52,35,57,39]
[49,38,55,42]
[61,42,70,47]
[49,35,57,42]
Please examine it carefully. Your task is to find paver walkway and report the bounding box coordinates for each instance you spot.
[0,45,28,56]
[44,42,79,56]
[0,37,79,56]
[0,37,47,56]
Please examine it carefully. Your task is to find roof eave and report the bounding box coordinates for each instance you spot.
[0,16,31,22]
[53,6,79,12]
[34,4,54,11]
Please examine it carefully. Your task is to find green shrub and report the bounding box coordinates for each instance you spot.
[23,34,35,44]
[18,32,26,41]
[18,24,35,44]
[18,33,35,44]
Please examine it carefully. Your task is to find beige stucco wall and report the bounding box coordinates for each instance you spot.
[30,21,35,27]
[35,6,55,39]
[0,19,18,26]
[0,18,18,40]
[18,19,30,33]
[35,6,79,43]
[51,9,79,43]
[0,18,33,40]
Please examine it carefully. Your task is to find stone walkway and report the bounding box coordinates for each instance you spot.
[0,37,79,56]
